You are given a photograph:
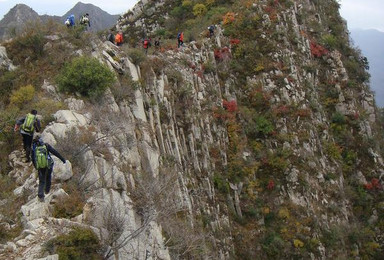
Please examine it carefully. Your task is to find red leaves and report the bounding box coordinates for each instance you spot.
[310,41,328,58]
[230,38,241,45]
[365,178,382,190]
[223,100,238,112]
[267,179,275,190]
[214,47,231,62]
[213,100,238,120]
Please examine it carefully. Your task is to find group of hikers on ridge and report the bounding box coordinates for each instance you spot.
[65,13,91,30]
[14,110,66,202]
[107,30,124,46]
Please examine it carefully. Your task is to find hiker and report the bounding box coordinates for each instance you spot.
[80,13,91,30]
[14,109,41,162]
[154,37,160,50]
[208,25,215,38]
[32,135,66,202]
[177,32,184,48]
[115,31,123,46]
[143,38,151,54]
[107,30,115,44]
[65,14,75,28]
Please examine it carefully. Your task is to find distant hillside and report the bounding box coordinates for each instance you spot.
[0,2,119,40]
[350,29,384,107]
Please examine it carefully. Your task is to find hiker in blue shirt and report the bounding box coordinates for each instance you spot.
[65,14,75,27]
[32,135,66,202]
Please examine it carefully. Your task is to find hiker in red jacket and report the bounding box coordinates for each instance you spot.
[177,32,184,48]
[115,31,123,46]
[143,38,151,54]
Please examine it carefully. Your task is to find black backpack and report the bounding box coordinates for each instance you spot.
[107,33,115,42]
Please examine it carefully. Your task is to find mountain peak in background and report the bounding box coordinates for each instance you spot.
[0,4,41,38]
[0,1,119,39]
[62,2,119,32]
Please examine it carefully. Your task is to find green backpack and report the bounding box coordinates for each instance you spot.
[35,144,49,169]
[21,113,36,133]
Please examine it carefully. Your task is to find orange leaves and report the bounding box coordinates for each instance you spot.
[223,12,236,24]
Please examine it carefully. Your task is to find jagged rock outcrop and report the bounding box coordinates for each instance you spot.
[0,45,16,70]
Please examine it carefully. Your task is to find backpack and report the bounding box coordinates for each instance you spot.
[80,15,89,25]
[108,33,115,42]
[21,113,36,133]
[177,33,181,39]
[65,19,70,26]
[144,39,149,47]
[35,144,49,169]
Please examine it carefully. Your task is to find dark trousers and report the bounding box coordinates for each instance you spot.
[178,40,183,48]
[38,167,53,198]
[22,133,33,160]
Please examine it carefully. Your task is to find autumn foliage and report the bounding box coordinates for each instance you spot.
[310,41,329,58]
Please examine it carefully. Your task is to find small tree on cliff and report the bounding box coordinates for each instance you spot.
[56,56,115,99]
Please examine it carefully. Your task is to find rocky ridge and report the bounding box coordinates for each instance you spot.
[0,0,383,259]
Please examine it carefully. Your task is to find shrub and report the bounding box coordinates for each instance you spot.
[193,4,208,17]
[7,21,47,63]
[223,100,238,112]
[52,181,85,219]
[56,56,115,98]
[331,112,346,125]
[254,116,274,137]
[44,227,103,260]
[127,48,147,66]
[310,41,328,58]
[9,85,35,107]
[262,231,285,257]
[0,69,19,104]
[321,34,338,49]
[223,12,235,24]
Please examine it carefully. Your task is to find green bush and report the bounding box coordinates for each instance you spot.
[246,115,274,138]
[56,56,115,98]
[44,227,103,260]
[331,112,346,125]
[127,48,147,66]
[7,21,47,63]
[321,34,338,49]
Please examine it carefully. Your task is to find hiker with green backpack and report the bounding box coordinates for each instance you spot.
[32,135,66,202]
[14,109,41,162]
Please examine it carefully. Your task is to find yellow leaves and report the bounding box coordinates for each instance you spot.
[293,239,304,248]
[9,84,35,107]
[182,0,192,8]
[254,64,265,72]
[205,0,216,7]
[278,208,290,219]
[193,4,207,17]
[246,179,262,199]
[262,207,270,214]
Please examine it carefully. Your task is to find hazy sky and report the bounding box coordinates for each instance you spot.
[0,0,383,32]
[340,0,384,32]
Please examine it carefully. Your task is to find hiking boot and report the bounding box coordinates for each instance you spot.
[38,197,45,202]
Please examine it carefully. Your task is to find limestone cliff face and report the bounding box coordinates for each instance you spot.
[1,0,383,259]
